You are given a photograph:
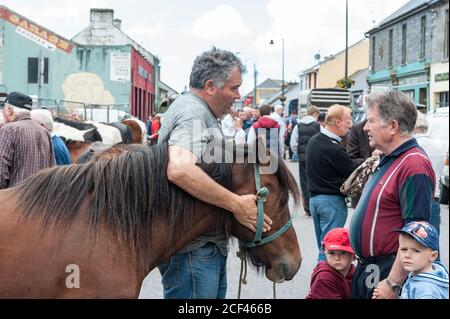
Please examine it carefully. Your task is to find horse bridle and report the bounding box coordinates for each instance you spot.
[239,163,293,248]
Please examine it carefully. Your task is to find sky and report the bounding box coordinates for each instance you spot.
[2,0,410,95]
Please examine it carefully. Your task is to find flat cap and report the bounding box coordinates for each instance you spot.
[5,92,33,110]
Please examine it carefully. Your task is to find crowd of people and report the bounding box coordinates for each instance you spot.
[0,47,448,300]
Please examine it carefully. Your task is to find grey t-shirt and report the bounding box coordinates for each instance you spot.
[158,91,229,256]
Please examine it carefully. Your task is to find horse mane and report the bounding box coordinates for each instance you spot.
[16,142,299,267]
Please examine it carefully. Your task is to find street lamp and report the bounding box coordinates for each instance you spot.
[235,52,258,108]
[269,36,285,107]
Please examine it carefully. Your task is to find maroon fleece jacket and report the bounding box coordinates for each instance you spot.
[305,261,355,299]
[252,116,280,129]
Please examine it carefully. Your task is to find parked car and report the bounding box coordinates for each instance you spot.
[441,152,449,204]
[427,107,449,204]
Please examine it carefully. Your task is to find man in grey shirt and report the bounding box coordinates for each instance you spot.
[157,48,272,299]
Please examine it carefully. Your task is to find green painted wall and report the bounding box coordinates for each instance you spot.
[0,18,78,100]
[1,18,132,110]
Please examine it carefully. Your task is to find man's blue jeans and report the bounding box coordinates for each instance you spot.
[310,195,348,262]
[430,199,441,261]
[158,243,227,299]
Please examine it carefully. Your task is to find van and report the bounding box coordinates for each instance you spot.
[298,88,353,117]
[426,107,449,204]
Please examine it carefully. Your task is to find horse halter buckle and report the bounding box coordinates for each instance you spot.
[256,187,269,202]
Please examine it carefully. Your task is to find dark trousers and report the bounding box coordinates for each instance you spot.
[351,254,396,299]
[298,160,310,214]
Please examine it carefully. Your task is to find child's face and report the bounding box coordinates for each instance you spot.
[325,250,354,276]
[399,234,438,275]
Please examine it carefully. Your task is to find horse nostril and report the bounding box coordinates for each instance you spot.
[250,256,264,267]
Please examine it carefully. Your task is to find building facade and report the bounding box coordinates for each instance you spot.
[366,0,448,110]
[429,0,449,109]
[316,39,369,89]
[0,6,166,122]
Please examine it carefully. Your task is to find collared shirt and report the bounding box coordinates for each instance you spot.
[158,91,228,256]
[0,113,55,189]
[159,91,223,159]
[321,127,342,143]
[350,138,435,258]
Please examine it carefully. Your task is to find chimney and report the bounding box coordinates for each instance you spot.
[90,8,114,29]
[113,19,122,30]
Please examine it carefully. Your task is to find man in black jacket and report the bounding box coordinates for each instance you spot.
[290,106,320,217]
[346,119,375,208]
[306,104,355,261]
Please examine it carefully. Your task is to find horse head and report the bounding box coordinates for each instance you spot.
[198,139,302,283]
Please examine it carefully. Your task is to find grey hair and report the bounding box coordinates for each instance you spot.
[30,109,54,132]
[9,105,30,115]
[365,91,417,136]
[189,47,246,89]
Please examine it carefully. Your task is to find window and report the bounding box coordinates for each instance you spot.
[420,16,426,59]
[439,91,449,108]
[402,24,407,64]
[419,87,428,108]
[388,29,393,66]
[371,36,376,70]
[27,57,48,84]
[445,9,449,60]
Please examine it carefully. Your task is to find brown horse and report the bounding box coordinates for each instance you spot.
[122,118,146,144]
[0,142,301,298]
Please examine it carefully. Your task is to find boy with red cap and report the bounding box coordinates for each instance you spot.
[306,228,356,299]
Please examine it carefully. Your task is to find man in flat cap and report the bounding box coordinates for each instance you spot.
[0,92,55,189]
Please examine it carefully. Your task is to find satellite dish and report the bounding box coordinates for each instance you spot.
[314,53,321,61]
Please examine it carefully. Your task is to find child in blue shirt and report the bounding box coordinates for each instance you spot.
[396,221,448,299]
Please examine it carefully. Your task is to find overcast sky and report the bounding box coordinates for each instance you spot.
[3,0,410,94]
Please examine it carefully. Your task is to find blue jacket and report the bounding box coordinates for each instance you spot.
[401,262,449,299]
[52,135,72,165]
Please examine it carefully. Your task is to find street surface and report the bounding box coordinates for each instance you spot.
[139,160,449,299]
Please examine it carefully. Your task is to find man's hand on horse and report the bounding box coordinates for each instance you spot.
[232,194,272,233]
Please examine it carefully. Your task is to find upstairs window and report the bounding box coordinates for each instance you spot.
[28,57,49,84]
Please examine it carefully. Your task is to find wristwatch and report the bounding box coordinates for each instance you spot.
[385,277,401,294]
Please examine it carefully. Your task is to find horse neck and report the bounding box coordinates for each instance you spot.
[140,202,229,274]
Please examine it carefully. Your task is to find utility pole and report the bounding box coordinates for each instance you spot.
[37,50,44,108]
[270,36,286,107]
[253,63,258,107]
[345,0,349,81]
[281,37,285,108]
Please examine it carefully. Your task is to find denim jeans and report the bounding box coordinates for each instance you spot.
[430,199,441,261]
[158,243,227,299]
[310,195,348,262]
[430,199,441,235]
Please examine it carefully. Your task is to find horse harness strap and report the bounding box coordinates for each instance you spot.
[237,163,292,299]
[240,164,292,248]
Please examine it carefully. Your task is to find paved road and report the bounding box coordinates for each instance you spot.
[139,160,449,299]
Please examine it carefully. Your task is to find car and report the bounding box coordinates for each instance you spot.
[426,107,449,205]
[441,152,449,204]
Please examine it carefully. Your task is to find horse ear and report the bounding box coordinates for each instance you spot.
[257,135,270,165]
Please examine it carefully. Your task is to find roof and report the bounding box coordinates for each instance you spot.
[158,81,178,95]
[366,0,440,34]
[299,38,367,75]
[257,78,283,89]
[71,9,159,65]
[259,82,299,107]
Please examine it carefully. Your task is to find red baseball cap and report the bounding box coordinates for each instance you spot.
[322,228,354,254]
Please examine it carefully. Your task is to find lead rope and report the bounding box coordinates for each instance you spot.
[236,247,248,299]
[237,246,277,299]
